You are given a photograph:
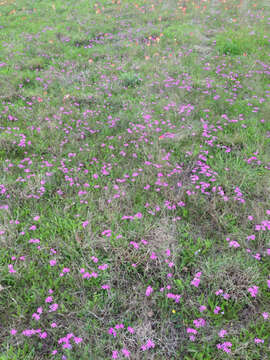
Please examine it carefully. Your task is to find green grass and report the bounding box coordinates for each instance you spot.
[0,0,270,359]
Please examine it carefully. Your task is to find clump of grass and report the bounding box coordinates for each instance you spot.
[119,72,142,88]
[202,252,262,303]
[215,28,269,56]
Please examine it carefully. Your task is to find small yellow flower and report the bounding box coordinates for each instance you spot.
[172,309,176,314]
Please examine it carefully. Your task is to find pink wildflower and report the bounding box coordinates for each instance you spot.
[145,286,153,296]
[8,264,16,274]
[199,305,206,312]
[98,264,108,270]
[215,289,223,295]
[82,221,89,228]
[127,326,134,334]
[217,341,232,353]
[262,312,269,319]
[248,286,258,297]
[49,303,58,312]
[254,338,264,344]
[229,240,240,248]
[73,337,82,344]
[121,348,130,358]
[32,313,40,320]
[108,328,116,337]
[193,318,206,328]
[101,284,110,290]
[141,339,155,351]
[218,329,227,338]
[191,273,201,287]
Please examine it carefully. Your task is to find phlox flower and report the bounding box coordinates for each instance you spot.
[32,313,40,320]
[22,329,35,337]
[218,329,227,338]
[8,264,16,274]
[254,338,264,344]
[130,241,139,249]
[115,323,124,330]
[82,221,89,228]
[141,339,155,351]
[49,303,58,312]
[199,305,206,312]
[223,293,230,300]
[214,306,221,314]
[191,272,201,287]
[217,341,232,353]
[193,318,205,328]
[98,264,108,270]
[262,312,269,319]
[248,286,258,297]
[145,286,153,296]
[108,328,117,337]
[229,240,240,248]
[73,336,82,344]
[127,326,134,334]
[121,348,130,357]
[215,289,223,295]
[101,284,110,290]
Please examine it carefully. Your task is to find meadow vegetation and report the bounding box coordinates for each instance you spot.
[0,0,270,359]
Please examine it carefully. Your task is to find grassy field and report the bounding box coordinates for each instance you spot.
[0,0,270,358]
